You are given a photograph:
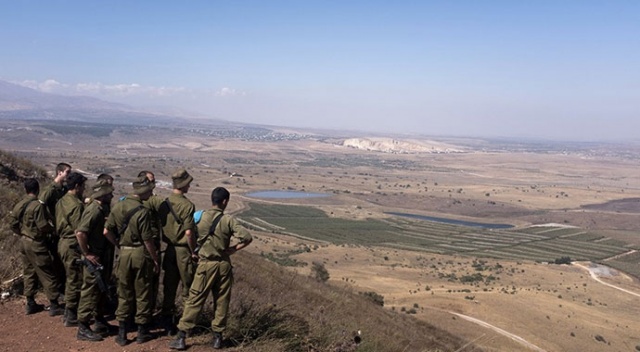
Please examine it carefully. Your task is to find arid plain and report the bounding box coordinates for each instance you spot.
[1,119,640,352]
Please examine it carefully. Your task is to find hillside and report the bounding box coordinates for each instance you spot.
[0,149,477,352]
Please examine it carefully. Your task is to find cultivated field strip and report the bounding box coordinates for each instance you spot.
[241,203,632,262]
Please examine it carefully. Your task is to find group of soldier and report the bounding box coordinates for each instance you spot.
[10,163,253,350]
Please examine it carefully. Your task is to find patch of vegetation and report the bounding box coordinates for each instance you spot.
[360,291,384,306]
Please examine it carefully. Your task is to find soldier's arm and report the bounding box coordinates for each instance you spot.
[138,210,160,273]
[76,230,100,265]
[9,204,21,235]
[103,228,120,249]
[224,216,252,255]
[34,203,54,234]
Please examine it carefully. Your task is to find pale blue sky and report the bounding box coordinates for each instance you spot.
[1,1,639,141]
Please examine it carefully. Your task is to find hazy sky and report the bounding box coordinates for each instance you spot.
[1,1,639,141]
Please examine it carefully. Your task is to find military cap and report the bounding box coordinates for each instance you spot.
[91,179,114,199]
[172,168,193,189]
[132,175,155,195]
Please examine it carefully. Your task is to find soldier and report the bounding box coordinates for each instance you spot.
[75,180,115,341]
[158,169,197,335]
[56,171,88,326]
[137,170,163,316]
[169,187,252,350]
[9,178,65,316]
[104,176,160,346]
[40,162,72,294]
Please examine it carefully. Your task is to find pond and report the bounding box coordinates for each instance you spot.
[245,190,330,199]
[385,212,514,229]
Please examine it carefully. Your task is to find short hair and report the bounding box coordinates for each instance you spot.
[55,163,71,174]
[211,187,230,205]
[66,172,87,190]
[24,178,39,194]
[137,170,155,181]
[97,173,114,184]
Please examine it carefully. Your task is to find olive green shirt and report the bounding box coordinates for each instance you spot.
[143,194,163,241]
[9,194,53,240]
[39,181,65,219]
[55,192,84,240]
[159,193,196,245]
[105,196,154,246]
[77,200,109,253]
[196,208,252,261]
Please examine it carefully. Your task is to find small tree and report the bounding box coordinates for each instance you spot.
[311,261,330,282]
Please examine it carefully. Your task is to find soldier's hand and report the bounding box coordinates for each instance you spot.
[190,253,199,263]
[85,253,100,266]
[153,260,160,274]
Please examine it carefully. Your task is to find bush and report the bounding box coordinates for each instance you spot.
[360,291,384,306]
[554,256,572,265]
[311,261,330,282]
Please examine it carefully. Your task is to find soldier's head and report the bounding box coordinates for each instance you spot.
[211,187,230,210]
[91,179,114,205]
[172,168,193,193]
[24,178,40,196]
[54,163,72,183]
[132,175,155,201]
[97,173,114,185]
[138,170,155,184]
[66,172,88,198]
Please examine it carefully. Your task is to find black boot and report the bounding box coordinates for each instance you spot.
[212,331,223,349]
[77,321,104,342]
[93,316,113,337]
[169,330,187,350]
[64,308,79,327]
[163,315,178,336]
[115,321,128,346]
[48,300,64,317]
[136,323,153,344]
[25,297,44,315]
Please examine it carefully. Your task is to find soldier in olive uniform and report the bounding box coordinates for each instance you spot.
[104,176,160,346]
[75,180,115,342]
[9,178,65,316]
[158,169,197,334]
[137,170,163,314]
[170,187,252,350]
[40,162,72,294]
[56,172,88,326]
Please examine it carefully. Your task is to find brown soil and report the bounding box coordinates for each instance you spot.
[0,299,214,352]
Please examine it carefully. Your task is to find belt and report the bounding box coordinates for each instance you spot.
[120,245,143,250]
[168,243,189,247]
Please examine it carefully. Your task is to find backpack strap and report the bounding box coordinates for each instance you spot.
[118,205,144,238]
[164,198,182,225]
[194,212,224,254]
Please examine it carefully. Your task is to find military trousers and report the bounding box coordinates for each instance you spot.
[177,259,233,333]
[115,246,154,325]
[161,244,195,316]
[77,251,109,323]
[58,237,82,309]
[21,237,60,301]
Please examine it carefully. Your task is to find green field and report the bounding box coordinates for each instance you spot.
[241,203,633,263]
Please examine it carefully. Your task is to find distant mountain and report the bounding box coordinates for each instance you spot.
[0,80,189,125]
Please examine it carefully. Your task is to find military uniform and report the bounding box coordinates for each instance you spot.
[39,180,67,292]
[10,194,60,303]
[76,200,111,324]
[106,196,156,326]
[177,208,252,334]
[142,194,163,313]
[159,193,196,316]
[56,192,85,315]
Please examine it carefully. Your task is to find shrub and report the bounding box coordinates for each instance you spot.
[311,261,330,282]
[360,291,384,306]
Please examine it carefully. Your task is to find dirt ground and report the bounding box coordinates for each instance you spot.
[0,299,226,352]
